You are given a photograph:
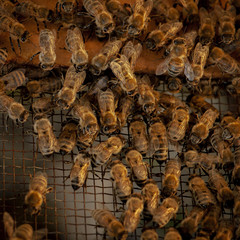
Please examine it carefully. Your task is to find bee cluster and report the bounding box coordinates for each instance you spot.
[1,0,240,239]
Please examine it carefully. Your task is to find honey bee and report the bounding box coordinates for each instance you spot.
[152,196,179,228]
[190,108,219,144]
[156,32,197,80]
[0,48,8,69]
[222,117,240,141]
[153,0,180,23]
[127,0,153,36]
[122,193,144,233]
[164,227,182,240]
[110,160,133,202]
[129,115,148,154]
[188,175,216,208]
[92,209,127,240]
[141,179,160,218]
[58,120,78,155]
[167,77,182,93]
[187,42,209,86]
[33,114,59,156]
[158,93,185,109]
[137,74,157,115]
[66,153,90,190]
[3,211,47,240]
[116,96,134,129]
[201,204,221,235]
[208,168,234,208]
[15,1,54,31]
[65,27,88,72]
[213,219,234,240]
[145,21,183,51]
[24,171,52,215]
[214,5,236,44]
[110,54,138,96]
[90,38,122,75]
[141,228,158,240]
[0,14,30,52]
[32,29,56,70]
[56,0,77,14]
[0,92,29,125]
[162,158,181,197]
[198,7,216,45]
[183,150,221,171]
[211,126,234,171]
[177,0,199,22]
[0,68,26,92]
[57,65,86,109]
[147,117,168,163]
[97,88,118,134]
[71,95,99,136]
[83,0,115,34]
[26,76,62,98]
[178,206,206,238]
[233,138,240,185]
[125,149,149,187]
[31,96,56,115]
[89,135,125,167]
[167,106,189,142]
[121,41,142,70]
[209,47,240,75]
[189,95,217,113]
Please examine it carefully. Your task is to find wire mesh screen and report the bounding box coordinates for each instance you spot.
[0,78,239,240]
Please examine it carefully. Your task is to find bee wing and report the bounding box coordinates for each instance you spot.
[3,212,14,238]
[214,5,225,19]
[134,43,143,56]
[192,42,209,66]
[110,61,125,83]
[184,58,195,81]
[184,31,197,51]
[199,7,212,25]
[134,0,144,13]
[226,5,236,17]
[143,0,153,16]
[156,57,170,76]
[162,22,183,40]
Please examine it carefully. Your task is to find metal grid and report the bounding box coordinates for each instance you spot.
[0,78,239,240]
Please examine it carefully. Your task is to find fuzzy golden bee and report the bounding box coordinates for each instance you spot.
[24,171,52,215]
[129,115,148,154]
[141,228,158,240]
[92,209,127,240]
[58,120,78,155]
[189,175,216,208]
[66,153,91,191]
[110,160,133,202]
[31,96,56,115]
[57,65,86,109]
[152,196,179,228]
[125,149,148,187]
[147,117,168,163]
[89,135,125,167]
[33,114,59,156]
[164,227,182,240]
[122,193,144,233]
[127,0,153,36]
[83,0,115,34]
[65,27,88,71]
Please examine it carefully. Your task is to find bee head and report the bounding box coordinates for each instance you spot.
[98,12,115,33]
[143,103,155,115]
[168,77,182,92]
[222,127,233,140]
[41,63,54,71]
[24,191,43,215]
[190,133,202,145]
[21,31,30,43]
[145,38,156,50]
[62,2,74,13]
[222,33,234,45]
[19,110,29,123]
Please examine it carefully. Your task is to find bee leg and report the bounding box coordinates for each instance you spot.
[34,17,40,32]
[57,25,63,38]
[17,39,21,54]
[55,2,59,15]
[43,21,47,29]
[46,187,53,193]
[9,36,16,55]
[29,51,40,62]
[4,115,9,133]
